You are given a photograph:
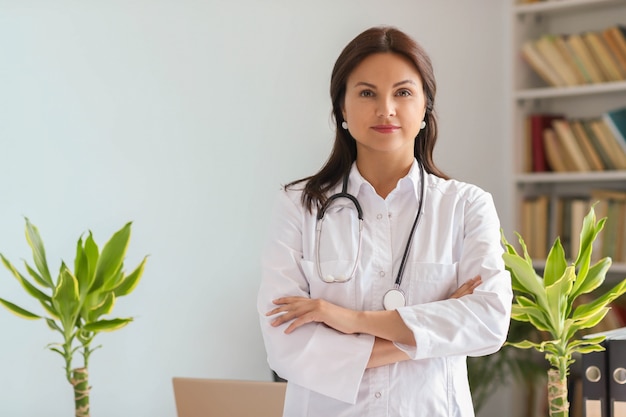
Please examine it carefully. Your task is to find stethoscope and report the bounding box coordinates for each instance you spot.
[314,160,426,310]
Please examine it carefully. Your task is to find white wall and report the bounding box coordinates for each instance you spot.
[0,1,511,415]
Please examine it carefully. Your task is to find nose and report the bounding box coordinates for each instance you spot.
[376,96,396,118]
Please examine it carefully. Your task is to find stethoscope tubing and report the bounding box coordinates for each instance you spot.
[315,160,425,286]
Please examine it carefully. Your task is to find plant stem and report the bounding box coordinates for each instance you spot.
[71,367,90,417]
[547,362,569,417]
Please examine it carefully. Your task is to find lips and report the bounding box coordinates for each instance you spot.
[371,125,400,133]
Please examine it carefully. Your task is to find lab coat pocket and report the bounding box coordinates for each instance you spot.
[300,259,358,310]
[405,262,459,305]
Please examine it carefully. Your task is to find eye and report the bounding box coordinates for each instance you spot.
[359,90,375,97]
[396,89,412,97]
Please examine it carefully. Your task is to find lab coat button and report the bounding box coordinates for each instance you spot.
[376,214,383,220]
[374,392,382,399]
[379,271,385,277]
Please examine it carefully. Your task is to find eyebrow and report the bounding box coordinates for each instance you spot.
[354,80,417,89]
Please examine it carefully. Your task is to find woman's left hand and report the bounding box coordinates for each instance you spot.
[266,297,358,335]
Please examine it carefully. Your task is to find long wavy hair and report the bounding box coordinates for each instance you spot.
[287,26,448,211]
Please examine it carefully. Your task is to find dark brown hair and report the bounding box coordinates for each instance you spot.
[286,26,448,210]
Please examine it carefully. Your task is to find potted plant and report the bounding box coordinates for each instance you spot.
[501,206,626,417]
[0,219,147,417]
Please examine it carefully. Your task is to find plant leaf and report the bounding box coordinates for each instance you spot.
[114,256,147,297]
[74,236,90,298]
[543,238,567,287]
[47,347,66,358]
[24,218,53,287]
[514,296,552,332]
[39,300,59,319]
[88,292,116,322]
[572,344,606,355]
[84,231,99,290]
[0,254,51,304]
[0,298,41,319]
[572,278,626,321]
[573,306,610,331]
[23,261,50,289]
[502,252,549,312]
[569,257,611,303]
[567,335,606,351]
[90,223,131,293]
[545,266,576,336]
[101,264,124,293]
[83,317,132,332]
[45,318,62,332]
[51,269,80,330]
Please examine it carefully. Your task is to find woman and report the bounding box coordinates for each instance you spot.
[257,26,512,417]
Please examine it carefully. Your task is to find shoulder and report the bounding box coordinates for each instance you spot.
[426,174,492,205]
[278,182,306,211]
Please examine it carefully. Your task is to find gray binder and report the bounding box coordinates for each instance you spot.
[582,327,626,417]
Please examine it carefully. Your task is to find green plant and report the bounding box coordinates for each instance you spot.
[0,219,147,417]
[501,206,626,417]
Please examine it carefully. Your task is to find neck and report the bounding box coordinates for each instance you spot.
[356,152,414,199]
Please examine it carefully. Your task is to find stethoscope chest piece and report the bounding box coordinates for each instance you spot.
[383,288,406,310]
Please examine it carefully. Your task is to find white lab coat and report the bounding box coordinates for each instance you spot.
[258,160,512,417]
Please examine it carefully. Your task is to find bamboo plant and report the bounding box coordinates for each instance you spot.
[501,206,626,417]
[0,219,147,417]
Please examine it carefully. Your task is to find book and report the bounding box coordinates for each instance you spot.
[533,195,550,259]
[524,116,532,173]
[570,198,590,259]
[521,40,566,87]
[583,31,625,82]
[598,119,626,168]
[553,34,592,84]
[610,25,626,70]
[621,201,626,264]
[556,197,572,257]
[570,119,606,171]
[603,27,626,78]
[527,113,564,172]
[543,128,569,172]
[617,201,626,263]
[535,34,582,86]
[566,33,606,84]
[552,119,592,171]
[582,119,617,170]
[603,107,626,154]
[521,195,550,259]
[590,119,626,170]
[590,197,609,262]
[591,190,626,262]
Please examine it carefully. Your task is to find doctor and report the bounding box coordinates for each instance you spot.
[258,26,512,417]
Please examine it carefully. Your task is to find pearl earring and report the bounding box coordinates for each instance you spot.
[341,121,348,130]
[420,120,426,130]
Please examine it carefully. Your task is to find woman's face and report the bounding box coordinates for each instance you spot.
[342,52,427,159]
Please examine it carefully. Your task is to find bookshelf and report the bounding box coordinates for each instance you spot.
[511,0,626,282]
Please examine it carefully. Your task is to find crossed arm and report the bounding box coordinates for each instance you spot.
[265,275,482,368]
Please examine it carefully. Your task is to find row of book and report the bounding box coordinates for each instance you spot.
[525,107,626,173]
[521,190,626,263]
[521,25,626,87]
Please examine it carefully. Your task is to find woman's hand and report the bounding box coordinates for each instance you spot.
[450,276,482,299]
[267,276,483,336]
[266,297,358,335]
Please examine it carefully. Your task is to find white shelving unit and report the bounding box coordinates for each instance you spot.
[511,0,626,279]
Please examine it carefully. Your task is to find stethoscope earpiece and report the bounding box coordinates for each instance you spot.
[322,274,349,283]
[322,275,335,283]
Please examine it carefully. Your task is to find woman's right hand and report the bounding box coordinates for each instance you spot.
[449,276,482,299]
